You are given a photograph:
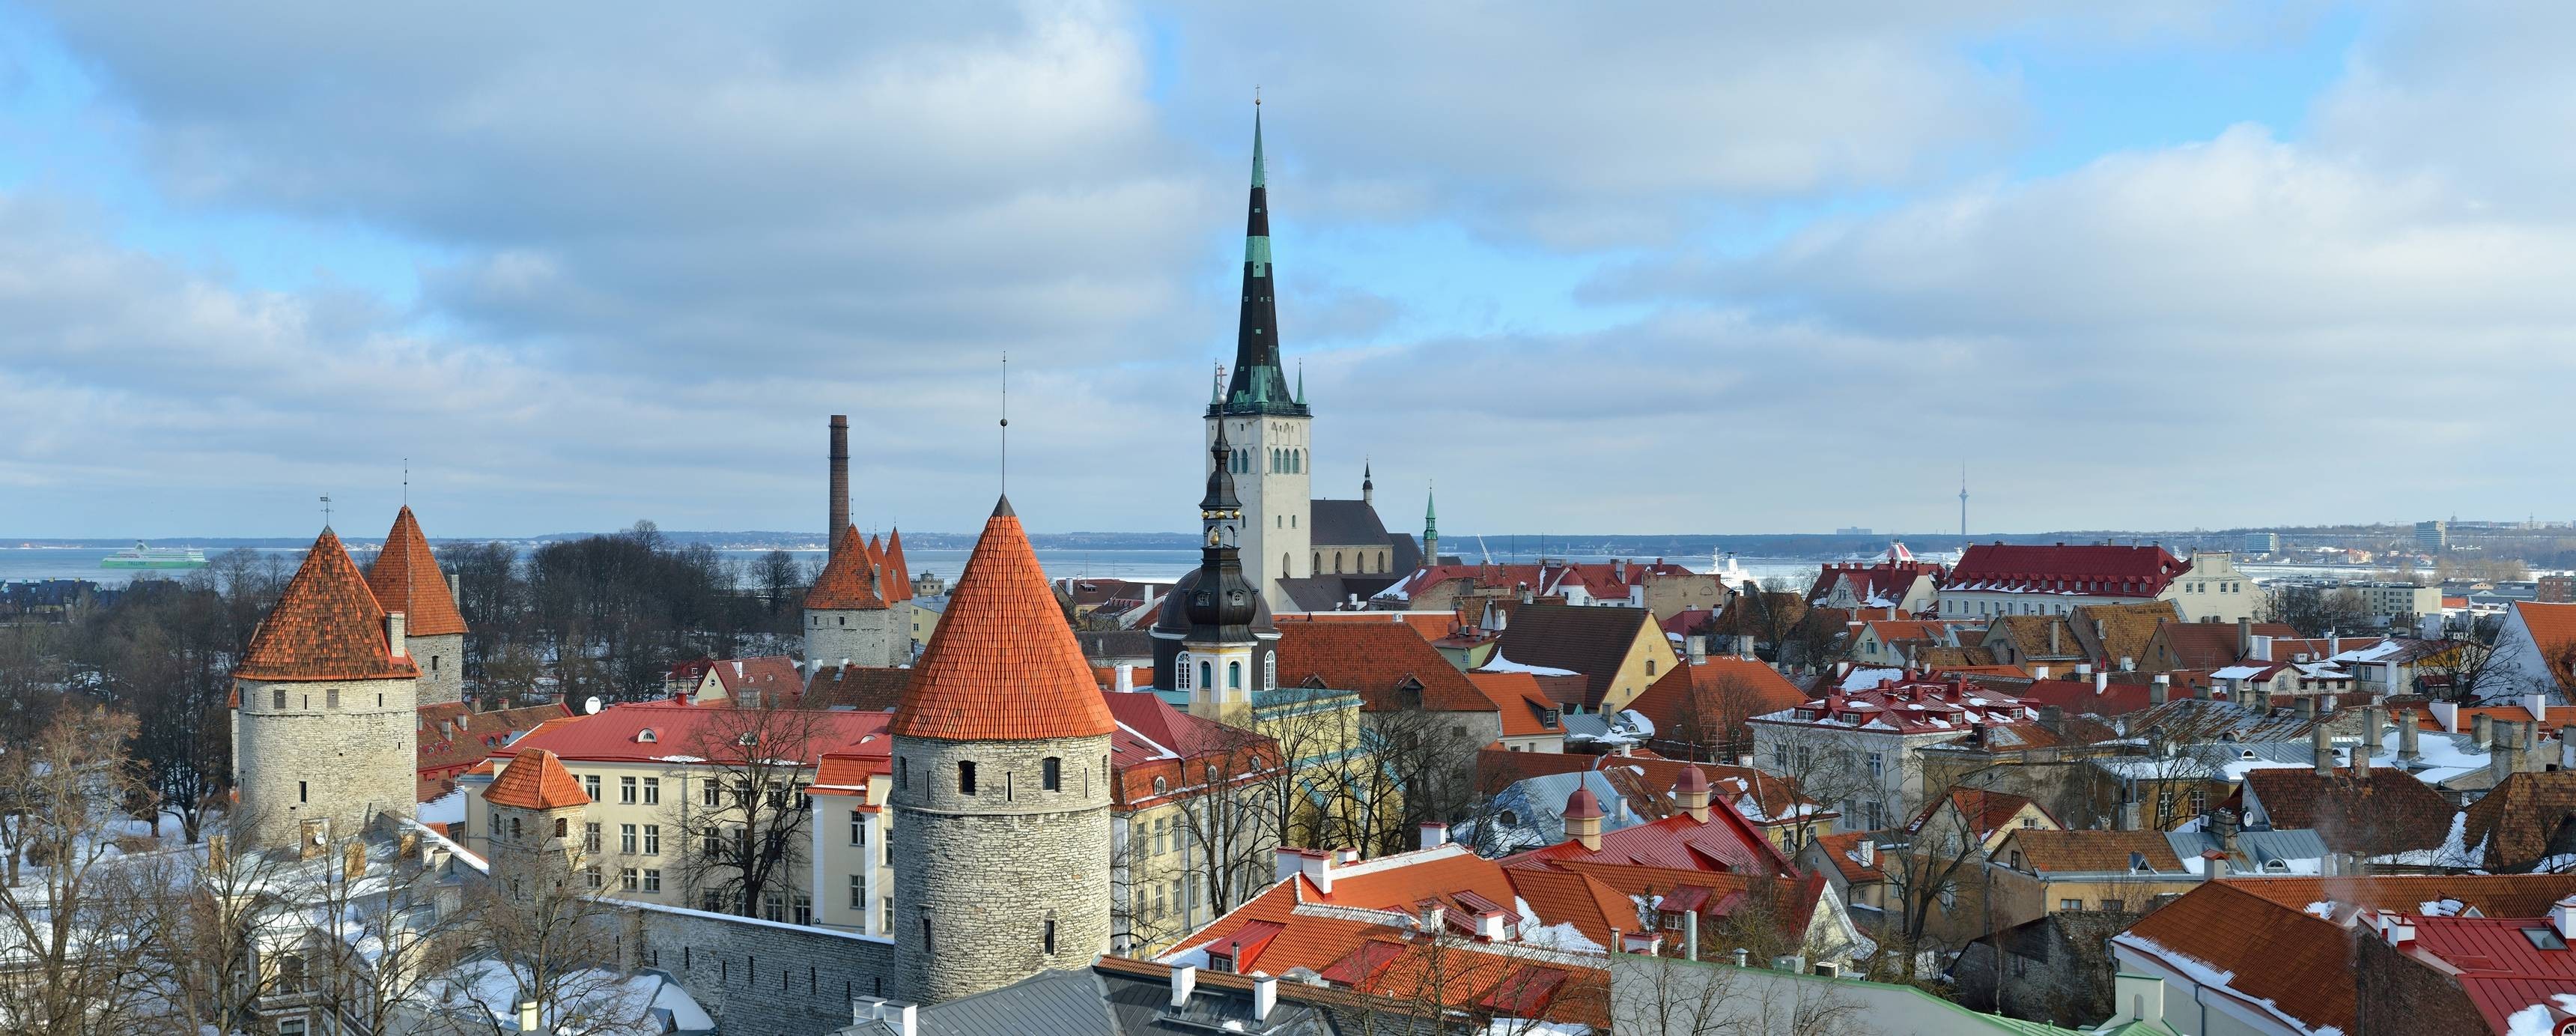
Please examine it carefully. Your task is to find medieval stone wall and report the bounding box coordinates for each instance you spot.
[233,675,419,848]
[619,901,898,1036]
[806,607,905,668]
[890,732,1114,1003]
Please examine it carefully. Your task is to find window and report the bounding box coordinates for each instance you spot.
[921,917,935,953]
[622,868,640,891]
[850,875,866,909]
[794,894,812,926]
[959,761,977,796]
[2102,899,2126,913]
[326,688,340,708]
[1645,659,1656,676]
[621,824,638,854]
[1265,654,1276,690]
[1200,661,1213,690]
[584,775,601,801]
[620,776,637,804]
[553,817,568,838]
[643,869,662,893]
[273,688,286,710]
[898,757,908,790]
[299,781,309,804]
[1228,661,1242,689]
[1153,816,1169,854]
[851,810,867,846]
[1176,654,1192,688]
[1866,752,1885,780]
[1045,919,1058,954]
[280,1020,307,1036]
[586,866,603,889]
[1042,757,1061,792]
[1153,777,1169,798]
[643,825,660,855]
[2059,898,2083,911]
[584,823,601,853]
[702,779,720,807]
[884,897,895,932]
[642,778,660,805]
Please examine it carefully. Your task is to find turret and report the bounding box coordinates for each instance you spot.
[364,506,469,705]
[1153,425,1277,724]
[806,524,903,667]
[234,528,420,849]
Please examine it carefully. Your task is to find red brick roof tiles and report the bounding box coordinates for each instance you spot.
[1626,658,1806,748]
[890,498,1116,742]
[1504,798,1793,876]
[363,506,468,637]
[2113,881,2357,1034]
[880,527,914,602]
[237,528,421,682]
[1942,542,2188,598]
[484,748,589,811]
[804,524,890,611]
[1274,621,1493,713]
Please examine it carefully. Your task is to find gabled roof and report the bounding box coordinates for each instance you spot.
[237,528,421,682]
[498,701,890,766]
[484,748,589,811]
[1274,622,1492,713]
[2112,881,2355,1035]
[2014,678,2159,718]
[1942,542,2187,598]
[1998,829,2183,874]
[416,701,572,796]
[1474,748,1826,830]
[2404,911,2576,1035]
[1909,787,2053,844]
[1492,604,1659,706]
[1502,795,1792,876]
[802,664,911,711]
[2240,766,2457,855]
[702,655,804,704]
[805,524,890,611]
[2153,620,2297,670]
[363,506,468,637]
[891,498,1117,742]
[1465,671,1562,739]
[2460,772,2576,873]
[2074,602,2178,667]
[1625,658,1806,746]
[1808,832,1886,884]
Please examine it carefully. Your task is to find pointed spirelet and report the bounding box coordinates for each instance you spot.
[891,498,1114,742]
[805,524,887,611]
[365,505,468,636]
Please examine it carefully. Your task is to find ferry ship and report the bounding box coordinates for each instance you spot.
[100,542,208,569]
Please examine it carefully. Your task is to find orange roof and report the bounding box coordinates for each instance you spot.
[1466,671,1561,738]
[2224,873,2576,921]
[805,524,889,611]
[881,528,914,602]
[2114,881,2356,1034]
[363,506,468,637]
[1275,622,1494,712]
[484,749,589,811]
[890,498,1117,742]
[237,528,420,682]
[1625,658,1805,747]
[1275,611,1459,640]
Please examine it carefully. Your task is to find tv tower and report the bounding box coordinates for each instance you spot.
[1958,464,1969,538]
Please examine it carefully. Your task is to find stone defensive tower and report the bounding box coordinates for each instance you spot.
[233,527,420,849]
[890,497,1116,1004]
[482,748,590,900]
[805,524,906,667]
[364,506,469,706]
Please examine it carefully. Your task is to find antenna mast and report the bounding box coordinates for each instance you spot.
[999,352,1009,494]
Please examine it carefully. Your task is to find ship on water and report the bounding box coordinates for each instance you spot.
[100,542,208,569]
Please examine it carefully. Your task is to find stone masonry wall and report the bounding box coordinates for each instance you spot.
[806,607,905,668]
[619,901,898,1036]
[234,675,418,848]
[409,631,465,706]
[890,732,1113,1004]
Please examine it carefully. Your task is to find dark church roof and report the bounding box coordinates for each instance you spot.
[1274,575,1406,614]
[1308,499,1422,570]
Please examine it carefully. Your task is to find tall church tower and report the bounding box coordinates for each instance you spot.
[1152,425,1278,725]
[890,497,1117,1004]
[364,506,468,706]
[1209,103,1312,614]
[233,527,420,849]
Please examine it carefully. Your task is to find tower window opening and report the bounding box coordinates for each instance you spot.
[553,817,568,838]
[273,688,285,710]
[1200,661,1213,689]
[1177,654,1192,689]
[1042,757,1062,791]
[958,761,977,796]
[1044,919,1057,955]
[298,781,308,803]
[1229,661,1242,690]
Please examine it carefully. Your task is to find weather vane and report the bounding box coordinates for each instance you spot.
[320,495,333,530]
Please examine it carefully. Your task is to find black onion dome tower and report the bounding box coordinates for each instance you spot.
[1153,423,1277,723]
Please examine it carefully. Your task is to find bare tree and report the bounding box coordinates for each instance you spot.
[1170,727,1284,926]
[431,849,654,1036]
[1661,670,1783,765]
[1611,949,1868,1036]
[2257,587,2370,637]
[669,703,825,918]
[130,827,303,1036]
[0,706,160,1035]
[1752,727,1874,851]
[1877,764,1991,983]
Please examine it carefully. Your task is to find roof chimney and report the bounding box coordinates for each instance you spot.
[386,611,407,657]
[1856,840,1875,867]
[1252,972,1278,1021]
[2561,727,2576,772]
[2202,849,2229,882]
[2150,673,2169,706]
[1170,964,1197,1008]
[1114,664,1134,694]
[2431,700,2460,733]
[2094,670,2108,694]
[2554,895,2576,941]
[1274,847,1306,883]
[828,415,850,554]
[2475,712,2494,747]
[1299,850,1335,893]
[2312,723,2333,777]
[1418,822,1449,849]
[1688,635,1707,665]
[2237,617,2253,659]
[2400,709,2421,761]
[2355,706,2380,779]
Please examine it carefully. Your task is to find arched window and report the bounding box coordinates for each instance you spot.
[1379,551,1388,571]
[1283,553,1291,576]
[1265,654,1276,690]
[1228,661,1242,689]
[1176,653,1193,689]
[553,817,568,838]
[958,761,977,796]
[1200,661,1213,689]
[1334,552,1344,574]
[1154,777,1168,795]
[510,817,523,839]
[1042,757,1061,791]
[1313,552,1322,572]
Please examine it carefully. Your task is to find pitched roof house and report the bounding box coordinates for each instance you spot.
[1488,604,1680,714]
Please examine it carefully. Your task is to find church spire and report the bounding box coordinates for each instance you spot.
[1423,483,1440,566]
[1216,103,1303,416]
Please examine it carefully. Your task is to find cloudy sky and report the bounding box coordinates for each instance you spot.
[3,1,2569,539]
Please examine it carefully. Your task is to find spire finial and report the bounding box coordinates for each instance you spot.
[401,458,408,506]
[999,351,1009,495]
[319,495,333,531]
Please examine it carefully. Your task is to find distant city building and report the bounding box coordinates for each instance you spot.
[2416,519,2449,553]
[1836,526,1874,536]
[2241,531,2279,555]
[2539,575,2575,604]
[1935,542,2255,623]
[2348,581,2442,624]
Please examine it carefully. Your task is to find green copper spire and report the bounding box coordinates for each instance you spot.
[1424,483,1438,538]
[1295,361,1305,405]
[1215,100,1303,417]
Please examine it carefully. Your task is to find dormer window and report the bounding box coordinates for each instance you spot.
[637,729,658,743]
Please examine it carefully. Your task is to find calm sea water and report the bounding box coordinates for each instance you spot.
[1,545,1820,590]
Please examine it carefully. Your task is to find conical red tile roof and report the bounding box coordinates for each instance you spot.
[484,748,589,811]
[891,497,1115,742]
[237,528,421,682]
[881,527,914,602]
[364,506,468,636]
[804,524,888,611]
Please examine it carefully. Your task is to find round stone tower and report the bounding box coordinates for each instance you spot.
[364,506,470,706]
[890,497,1117,1004]
[233,527,421,849]
[805,524,905,667]
[482,748,592,900]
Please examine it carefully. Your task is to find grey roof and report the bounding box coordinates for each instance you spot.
[1272,575,1404,614]
[838,967,1338,1035]
[2163,828,2330,873]
[1466,771,1657,854]
[1076,628,1157,661]
[1309,498,1423,571]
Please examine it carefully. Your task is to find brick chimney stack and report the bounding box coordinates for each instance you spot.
[828,415,850,554]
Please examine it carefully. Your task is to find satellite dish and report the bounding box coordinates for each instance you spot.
[583,695,603,715]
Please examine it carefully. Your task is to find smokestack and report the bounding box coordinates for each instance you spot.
[828,415,850,554]
[2399,709,2421,760]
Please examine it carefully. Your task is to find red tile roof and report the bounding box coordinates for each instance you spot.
[804,524,890,611]
[2227,873,2576,922]
[416,701,572,799]
[1808,831,1885,884]
[2011,677,2159,717]
[2154,620,2299,670]
[880,527,914,603]
[1275,611,1462,641]
[237,528,422,682]
[1474,748,1827,830]
[1275,622,1493,713]
[697,655,805,706]
[496,701,890,766]
[2113,881,2356,1034]
[484,748,589,811]
[363,506,468,637]
[2240,766,2457,855]
[1625,658,1806,750]
[1503,797,1793,876]
[1806,557,1944,607]
[890,498,1117,742]
[1465,672,1562,738]
[1942,542,2188,598]
[1755,675,2034,736]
